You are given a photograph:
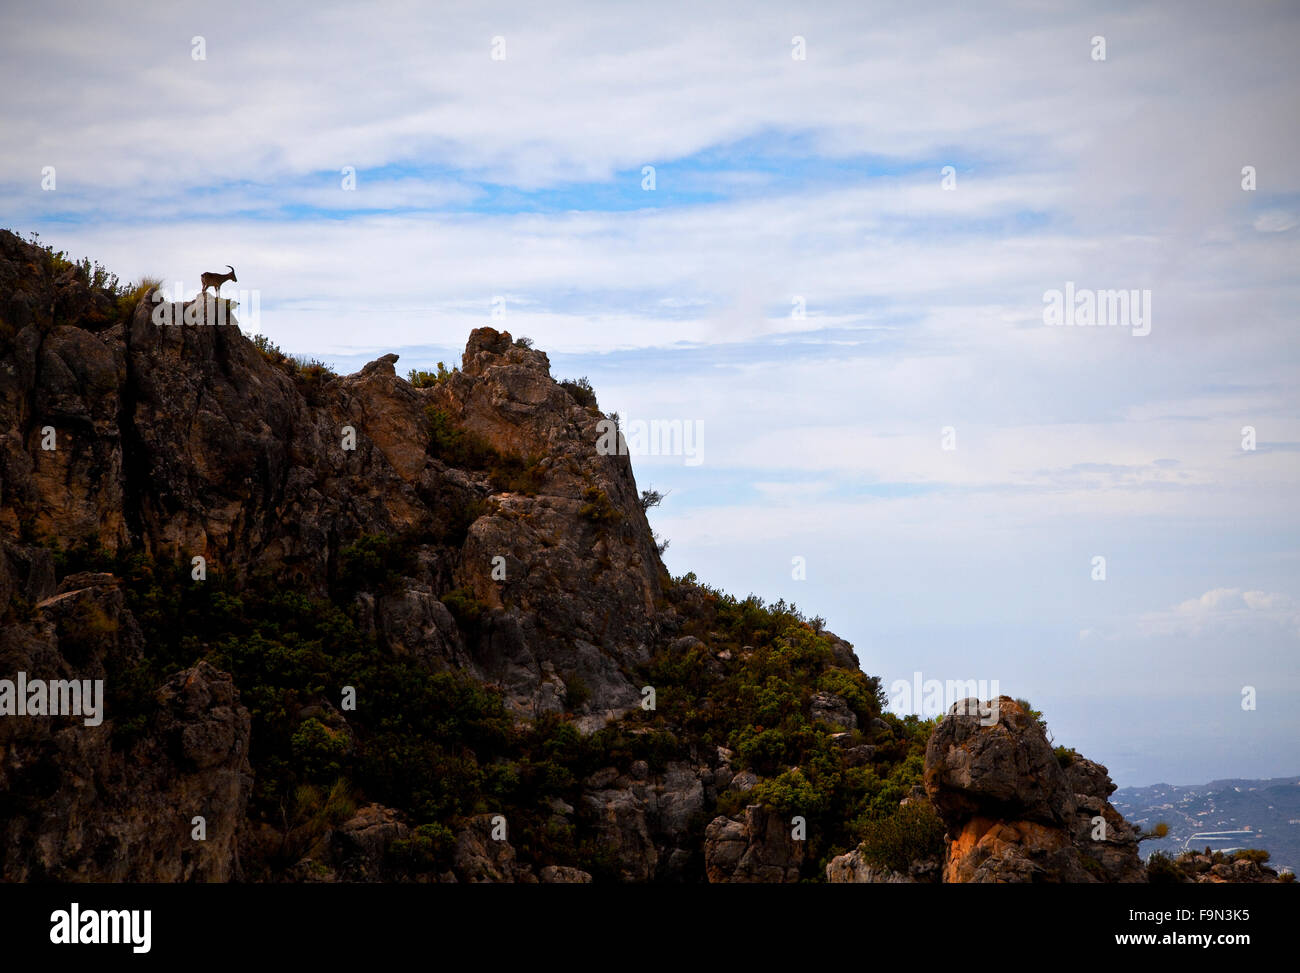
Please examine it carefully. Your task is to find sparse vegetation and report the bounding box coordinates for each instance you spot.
[250,332,285,361]
[579,486,622,524]
[424,406,546,495]
[638,579,925,873]
[18,230,164,326]
[559,376,598,409]
[440,586,487,626]
[1015,697,1052,743]
[388,822,456,872]
[246,334,337,400]
[563,673,592,709]
[274,779,358,869]
[115,277,163,319]
[407,362,457,387]
[639,488,665,511]
[854,801,946,874]
[1137,821,1170,843]
[40,533,934,882]
[1145,851,1184,884]
[1234,848,1270,865]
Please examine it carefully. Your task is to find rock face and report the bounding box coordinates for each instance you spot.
[0,227,664,731]
[923,697,1144,883]
[0,228,669,880]
[579,759,715,882]
[809,691,857,731]
[450,813,538,884]
[0,572,252,881]
[825,850,917,884]
[703,805,804,883]
[288,804,413,883]
[440,330,665,722]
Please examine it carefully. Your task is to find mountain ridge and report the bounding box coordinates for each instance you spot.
[0,229,1287,885]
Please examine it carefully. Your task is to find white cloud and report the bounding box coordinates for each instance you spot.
[1138,588,1300,639]
[1254,211,1298,233]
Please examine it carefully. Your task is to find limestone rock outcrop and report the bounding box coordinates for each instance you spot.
[704,805,804,883]
[0,227,670,879]
[923,696,1144,883]
[0,227,665,732]
[826,849,919,883]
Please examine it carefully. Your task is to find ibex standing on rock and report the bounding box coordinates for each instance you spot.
[199,265,237,297]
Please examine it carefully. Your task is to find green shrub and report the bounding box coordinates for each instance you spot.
[491,453,547,496]
[559,377,598,409]
[291,356,336,404]
[76,255,119,293]
[734,726,797,775]
[816,667,879,721]
[1080,853,1108,881]
[424,407,547,495]
[407,362,457,387]
[855,802,946,874]
[1145,851,1185,884]
[441,586,486,626]
[337,533,417,594]
[427,407,485,465]
[115,277,162,320]
[243,335,336,399]
[388,822,456,871]
[563,674,592,709]
[250,332,288,365]
[579,486,621,523]
[751,768,823,815]
[291,717,350,782]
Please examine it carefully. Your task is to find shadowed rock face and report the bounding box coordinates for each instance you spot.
[924,696,1145,883]
[0,573,251,881]
[0,228,671,879]
[0,226,665,729]
[704,804,804,883]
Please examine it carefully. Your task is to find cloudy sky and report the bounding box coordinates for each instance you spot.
[3,0,1297,786]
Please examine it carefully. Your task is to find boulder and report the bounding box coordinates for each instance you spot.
[809,691,857,731]
[924,697,1144,883]
[704,805,804,883]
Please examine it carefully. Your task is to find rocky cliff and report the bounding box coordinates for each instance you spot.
[1,228,883,882]
[0,237,661,726]
[0,230,1282,885]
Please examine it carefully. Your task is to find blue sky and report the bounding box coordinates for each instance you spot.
[2,0,1298,786]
